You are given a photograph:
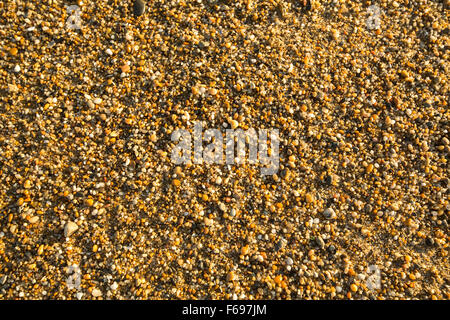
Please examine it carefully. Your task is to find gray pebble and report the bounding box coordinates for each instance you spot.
[323,207,336,219]
[285,257,294,266]
[327,244,336,254]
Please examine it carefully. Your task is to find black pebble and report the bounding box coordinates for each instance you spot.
[133,0,146,16]
[425,236,435,246]
[324,174,333,185]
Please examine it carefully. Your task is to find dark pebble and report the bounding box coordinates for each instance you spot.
[133,0,146,16]
[324,174,333,185]
[327,245,336,254]
[425,236,435,246]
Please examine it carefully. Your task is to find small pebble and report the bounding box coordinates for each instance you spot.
[133,0,146,16]
[322,208,336,219]
[91,288,102,297]
[64,221,79,237]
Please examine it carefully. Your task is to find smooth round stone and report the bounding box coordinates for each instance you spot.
[323,207,336,219]
[133,0,146,16]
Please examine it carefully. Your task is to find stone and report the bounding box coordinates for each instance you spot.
[218,202,227,212]
[91,288,102,297]
[29,216,39,224]
[24,180,32,189]
[316,236,325,248]
[133,0,146,16]
[64,221,79,237]
[285,257,294,266]
[323,208,336,219]
[121,63,130,73]
[240,245,249,255]
[227,271,236,282]
[229,119,239,129]
[110,282,119,291]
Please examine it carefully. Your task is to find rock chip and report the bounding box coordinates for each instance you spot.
[64,221,79,237]
[91,288,102,297]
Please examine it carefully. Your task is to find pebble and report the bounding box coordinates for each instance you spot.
[285,257,294,266]
[240,245,249,256]
[91,288,102,297]
[29,216,39,224]
[218,202,227,212]
[133,0,146,16]
[327,245,336,254]
[64,221,79,237]
[110,282,119,291]
[121,64,130,73]
[204,217,213,226]
[229,119,239,130]
[24,180,32,189]
[93,97,102,104]
[322,208,336,219]
[227,271,236,282]
[208,88,218,96]
[316,236,325,248]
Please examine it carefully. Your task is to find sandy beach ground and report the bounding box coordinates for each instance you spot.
[0,0,448,299]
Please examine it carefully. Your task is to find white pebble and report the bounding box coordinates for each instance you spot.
[93,97,102,104]
[91,288,102,297]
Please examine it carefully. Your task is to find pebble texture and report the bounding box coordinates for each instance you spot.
[0,0,449,300]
